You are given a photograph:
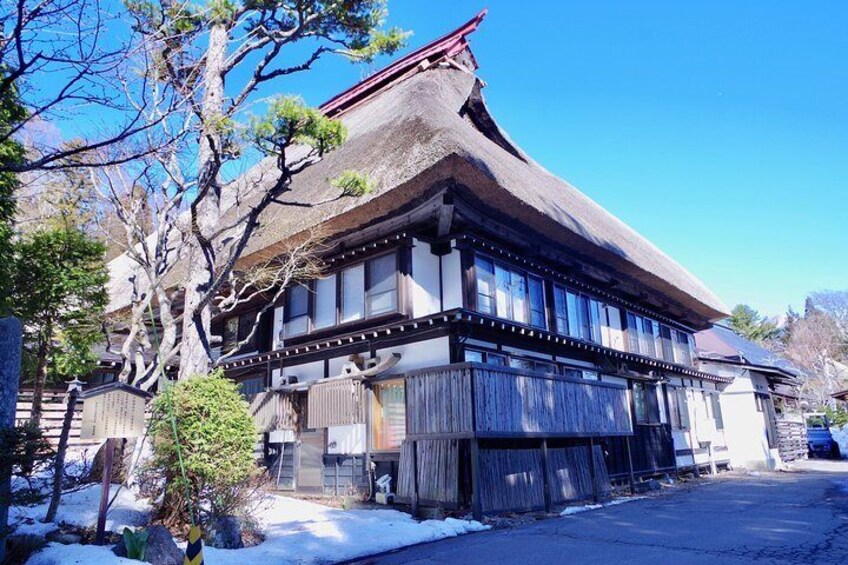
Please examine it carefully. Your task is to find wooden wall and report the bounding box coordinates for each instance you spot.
[405,364,632,438]
[606,424,675,477]
[548,445,610,504]
[15,388,100,450]
[307,378,366,428]
[397,439,461,505]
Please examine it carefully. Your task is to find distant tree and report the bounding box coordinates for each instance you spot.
[726,304,780,343]
[0,74,27,316]
[10,229,108,425]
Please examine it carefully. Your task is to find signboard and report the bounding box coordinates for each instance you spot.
[80,384,149,440]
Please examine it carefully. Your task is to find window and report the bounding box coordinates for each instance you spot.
[640,318,656,357]
[366,253,398,316]
[464,348,507,367]
[475,257,496,315]
[553,285,582,338]
[577,295,593,341]
[659,324,675,361]
[674,331,693,366]
[589,299,602,343]
[341,263,365,323]
[314,275,337,329]
[509,357,535,371]
[528,277,546,329]
[633,382,661,424]
[677,388,690,429]
[475,255,546,329]
[464,349,484,363]
[285,284,310,337]
[566,291,580,338]
[668,386,680,428]
[487,353,507,366]
[627,313,640,353]
[222,312,258,353]
[372,381,406,451]
[711,393,724,430]
[237,376,266,398]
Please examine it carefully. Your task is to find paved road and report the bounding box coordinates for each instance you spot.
[354,460,848,565]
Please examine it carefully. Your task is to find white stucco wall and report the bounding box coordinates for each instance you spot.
[411,238,441,317]
[374,336,451,376]
[441,242,463,310]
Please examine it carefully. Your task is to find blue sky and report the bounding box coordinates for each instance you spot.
[43,1,848,318]
[371,1,846,318]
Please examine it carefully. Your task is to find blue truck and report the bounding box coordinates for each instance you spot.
[806,413,841,459]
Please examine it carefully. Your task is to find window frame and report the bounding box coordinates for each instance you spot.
[473,253,548,330]
[371,379,407,452]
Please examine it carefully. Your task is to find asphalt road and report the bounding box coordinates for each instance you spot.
[353,460,848,565]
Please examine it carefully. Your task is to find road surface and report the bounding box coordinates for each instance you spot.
[352,460,848,565]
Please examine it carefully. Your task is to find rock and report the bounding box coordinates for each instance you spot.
[113,525,183,565]
[45,530,82,545]
[207,516,244,549]
[88,439,128,483]
[5,534,46,563]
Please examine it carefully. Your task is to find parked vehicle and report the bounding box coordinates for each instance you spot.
[806,413,841,459]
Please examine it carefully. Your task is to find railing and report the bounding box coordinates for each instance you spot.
[406,363,632,439]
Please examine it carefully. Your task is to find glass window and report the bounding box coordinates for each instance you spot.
[464,349,484,363]
[366,254,398,317]
[285,285,309,337]
[495,263,512,319]
[712,393,724,430]
[626,312,640,353]
[589,299,602,343]
[475,256,495,314]
[534,361,556,374]
[341,263,365,323]
[223,316,239,352]
[578,295,592,341]
[582,370,600,381]
[238,311,257,350]
[674,331,693,365]
[633,382,660,424]
[509,357,535,371]
[237,376,265,398]
[677,388,690,428]
[566,291,580,338]
[553,286,569,335]
[660,325,675,361]
[487,353,507,366]
[314,275,337,329]
[562,367,583,379]
[372,381,406,451]
[640,318,656,357]
[668,387,681,428]
[528,277,546,328]
[510,270,527,324]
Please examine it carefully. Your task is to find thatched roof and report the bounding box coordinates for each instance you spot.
[107,12,727,325]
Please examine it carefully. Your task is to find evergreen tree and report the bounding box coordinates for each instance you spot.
[0,75,27,315]
[726,304,780,343]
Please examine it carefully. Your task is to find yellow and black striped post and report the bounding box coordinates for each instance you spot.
[184,525,204,565]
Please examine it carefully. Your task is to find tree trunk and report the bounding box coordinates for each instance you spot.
[44,386,79,523]
[178,22,228,379]
[30,329,51,427]
[0,318,24,565]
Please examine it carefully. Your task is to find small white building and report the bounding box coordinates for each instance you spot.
[695,325,804,471]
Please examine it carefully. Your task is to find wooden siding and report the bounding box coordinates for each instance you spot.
[548,445,610,504]
[16,388,104,450]
[478,447,545,513]
[406,364,631,438]
[307,378,366,428]
[776,419,807,462]
[396,439,461,505]
[607,424,675,477]
[248,391,297,432]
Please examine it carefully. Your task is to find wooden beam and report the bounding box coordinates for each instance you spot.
[541,438,551,512]
[588,438,599,504]
[470,438,482,520]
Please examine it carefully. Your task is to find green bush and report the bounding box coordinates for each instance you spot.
[144,370,258,528]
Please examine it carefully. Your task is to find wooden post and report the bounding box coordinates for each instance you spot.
[0,317,23,565]
[588,438,599,503]
[44,379,83,522]
[95,437,115,545]
[411,440,420,517]
[625,435,636,496]
[470,438,482,520]
[540,438,551,512]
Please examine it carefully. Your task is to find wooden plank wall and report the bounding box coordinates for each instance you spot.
[248,391,297,432]
[396,439,461,505]
[478,447,545,513]
[548,445,610,504]
[473,368,632,436]
[607,424,675,477]
[307,378,365,428]
[405,368,473,436]
[15,388,100,450]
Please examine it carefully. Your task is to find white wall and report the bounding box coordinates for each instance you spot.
[671,379,729,470]
[374,336,451,376]
[441,242,463,310]
[273,360,324,387]
[411,238,441,317]
[702,362,780,471]
[328,424,365,454]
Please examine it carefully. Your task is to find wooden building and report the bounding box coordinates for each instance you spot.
[695,324,805,469]
[108,12,733,516]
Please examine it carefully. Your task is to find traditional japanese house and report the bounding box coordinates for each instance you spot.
[695,324,805,469]
[110,11,733,516]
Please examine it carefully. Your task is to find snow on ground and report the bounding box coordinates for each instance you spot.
[560,496,646,516]
[25,493,487,564]
[198,494,489,565]
[13,483,151,537]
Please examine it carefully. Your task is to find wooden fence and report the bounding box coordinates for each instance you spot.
[606,424,675,478]
[248,390,297,432]
[307,378,366,429]
[406,364,632,438]
[15,388,100,450]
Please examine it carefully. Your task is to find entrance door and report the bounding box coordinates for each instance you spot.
[295,392,325,493]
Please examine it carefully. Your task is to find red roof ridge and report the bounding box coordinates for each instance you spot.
[320,9,488,117]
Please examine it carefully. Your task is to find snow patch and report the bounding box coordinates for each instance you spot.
[13,484,150,537]
[27,543,138,565]
[560,496,646,516]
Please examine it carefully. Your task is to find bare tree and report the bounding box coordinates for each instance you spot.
[784,306,848,408]
[96,1,407,386]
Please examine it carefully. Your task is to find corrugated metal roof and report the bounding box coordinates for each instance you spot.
[695,324,802,378]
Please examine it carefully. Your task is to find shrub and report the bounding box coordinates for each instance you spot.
[144,370,258,528]
[122,527,149,560]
